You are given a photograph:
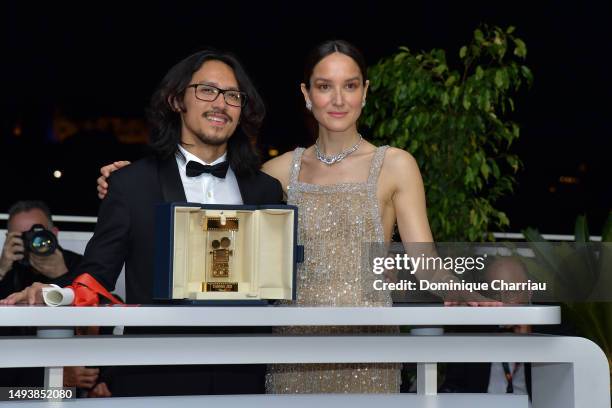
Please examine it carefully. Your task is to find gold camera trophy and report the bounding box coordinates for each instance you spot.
[204,215,239,292]
[163,205,298,302]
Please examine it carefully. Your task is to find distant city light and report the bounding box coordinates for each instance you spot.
[559,176,579,185]
[53,170,62,179]
[268,148,279,157]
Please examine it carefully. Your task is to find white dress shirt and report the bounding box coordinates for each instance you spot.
[176,145,243,205]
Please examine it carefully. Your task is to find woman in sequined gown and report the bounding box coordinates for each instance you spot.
[262,40,435,393]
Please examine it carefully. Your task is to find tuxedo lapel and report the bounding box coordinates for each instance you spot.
[235,171,255,205]
[158,156,187,202]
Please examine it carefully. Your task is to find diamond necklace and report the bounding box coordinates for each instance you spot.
[314,135,363,165]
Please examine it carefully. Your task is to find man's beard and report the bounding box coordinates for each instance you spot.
[195,109,235,146]
[194,130,233,146]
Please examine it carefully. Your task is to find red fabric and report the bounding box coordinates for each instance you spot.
[66,273,124,306]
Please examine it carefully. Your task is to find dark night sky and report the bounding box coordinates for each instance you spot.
[1,1,610,234]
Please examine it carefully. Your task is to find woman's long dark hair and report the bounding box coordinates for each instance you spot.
[148,49,265,176]
[301,40,368,140]
[303,40,368,88]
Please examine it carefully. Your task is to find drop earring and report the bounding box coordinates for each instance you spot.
[361,100,366,108]
[306,101,312,111]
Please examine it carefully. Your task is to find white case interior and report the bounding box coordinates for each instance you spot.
[171,206,295,300]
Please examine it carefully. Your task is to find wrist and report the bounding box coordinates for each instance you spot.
[0,263,10,280]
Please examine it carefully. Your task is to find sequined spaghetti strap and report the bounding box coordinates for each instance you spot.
[289,148,305,184]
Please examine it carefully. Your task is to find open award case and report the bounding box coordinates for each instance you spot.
[154,203,302,305]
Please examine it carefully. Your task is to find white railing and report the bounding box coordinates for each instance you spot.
[0,214,97,224]
[492,232,602,242]
[0,213,602,241]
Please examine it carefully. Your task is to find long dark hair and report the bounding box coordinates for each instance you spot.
[303,40,368,88]
[148,49,265,176]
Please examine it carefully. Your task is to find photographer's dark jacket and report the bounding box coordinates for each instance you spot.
[0,248,82,387]
[0,249,82,299]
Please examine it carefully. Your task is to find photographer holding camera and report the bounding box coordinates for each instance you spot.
[0,201,110,395]
[0,201,81,296]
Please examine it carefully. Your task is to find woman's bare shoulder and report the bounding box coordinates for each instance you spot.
[262,150,296,186]
[382,146,420,176]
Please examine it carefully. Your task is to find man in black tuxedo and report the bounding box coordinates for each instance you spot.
[84,49,283,305]
[2,49,283,396]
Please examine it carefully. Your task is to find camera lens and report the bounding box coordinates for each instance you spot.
[30,233,55,255]
[24,225,58,256]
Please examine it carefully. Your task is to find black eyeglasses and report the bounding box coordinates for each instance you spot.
[186,84,247,107]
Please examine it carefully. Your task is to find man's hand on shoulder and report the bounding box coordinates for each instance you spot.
[97,161,131,199]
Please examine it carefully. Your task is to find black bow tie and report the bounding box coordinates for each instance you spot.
[186,160,230,179]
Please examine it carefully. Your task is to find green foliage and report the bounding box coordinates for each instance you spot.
[523,212,612,380]
[362,25,533,241]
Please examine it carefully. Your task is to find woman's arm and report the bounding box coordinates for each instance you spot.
[385,148,499,306]
[385,148,434,243]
